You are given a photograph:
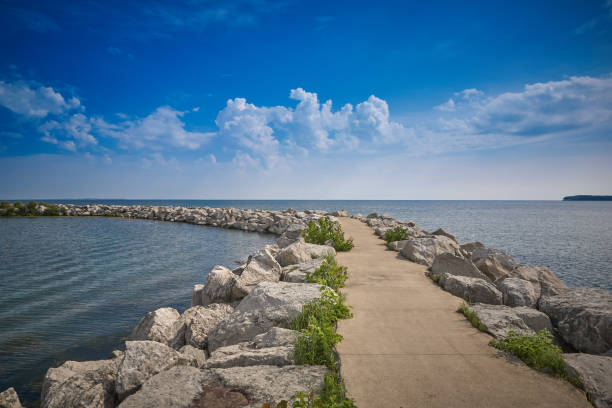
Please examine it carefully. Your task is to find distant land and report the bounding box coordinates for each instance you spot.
[563,195,612,201]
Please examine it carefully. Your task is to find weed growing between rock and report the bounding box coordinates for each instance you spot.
[457,303,488,332]
[302,217,354,252]
[288,282,356,406]
[489,330,582,387]
[383,226,410,244]
[306,255,349,292]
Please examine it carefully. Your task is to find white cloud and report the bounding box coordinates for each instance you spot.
[39,113,97,149]
[0,80,80,117]
[98,106,214,150]
[215,88,411,167]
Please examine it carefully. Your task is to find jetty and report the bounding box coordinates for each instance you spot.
[335,217,590,407]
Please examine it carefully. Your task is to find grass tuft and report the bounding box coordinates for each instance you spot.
[457,303,488,332]
[383,226,410,243]
[302,217,354,252]
[489,330,582,387]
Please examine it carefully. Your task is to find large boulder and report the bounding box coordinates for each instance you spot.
[432,253,489,282]
[400,236,461,267]
[169,303,234,349]
[201,265,238,306]
[118,366,218,408]
[501,264,568,301]
[275,224,305,248]
[441,274,502,305]
[281,258,325,283]
[42,358,120,408]
[120,365,327,408]
[498,278,538,307]
[128,307,180,345]
[115,341,196,401]
[460,241,485,258]
[539,288,612,354]
[469,304,552,339]
[204,342,294,369]
[471,247,517,281]
[275,241,336,267]
[178,345,207,368]
[564,353,612,408]
[232,248,282,299]
[207,282,323,351]
[252,327,298,348]
[191,284,204,307]
[432,228,457,243]
[387,239,410,252]
[0,388,23,408]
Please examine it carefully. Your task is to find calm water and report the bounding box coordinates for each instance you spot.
[1,200,611,405]
[0,217,273,405]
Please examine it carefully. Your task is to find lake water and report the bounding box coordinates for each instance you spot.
[1,200,611,405]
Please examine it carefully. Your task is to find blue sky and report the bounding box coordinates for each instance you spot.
[1,0,611,199]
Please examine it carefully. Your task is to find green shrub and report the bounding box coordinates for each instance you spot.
[431,274,440,284]
[306,255,349,292]
[290,284,355,408]
[384,226,410,243]
[44,203,61,216]
[291,289,352,333]
[302,217,354,252]
[290,374,357,408]
[457,303,487,332]
[490,330,567,378]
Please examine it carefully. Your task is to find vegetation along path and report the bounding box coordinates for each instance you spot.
[334,217,589,408]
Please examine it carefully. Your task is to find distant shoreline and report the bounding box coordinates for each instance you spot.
[563,195,612,201]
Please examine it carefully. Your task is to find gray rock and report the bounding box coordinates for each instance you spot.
[233,248,282,299]
[432,228,457,243]
[281,258,325,283]
[564,353,612,408]
[275,241,336,267]
[128,307,180,345]
[513,306,554,333]
[253,327,298,348]
[115,341,196,401]
[469,304,536,339]
[539,288,612,354]
[460,241,485,257]
[387,239,410,252]
[400,236,461,267]
[204,342,294,368]
[432,253,489,282]
[441,274,503,305]
[182,303,235,349]
[501,264,568,301]
[118,366,218,408]
[191,284,204,307]
[179,345,207,368]
[42,358,120,408]
[471,247,517,281]
[201,265,238,306]
[210,365,327,407]
[120,365,327,408]
[275,224,305,249]
[498,278,538,307]
[331,210,350,217]
[0,388,23,408]
[208,282,324,351]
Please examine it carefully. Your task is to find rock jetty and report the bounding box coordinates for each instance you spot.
[357,211,612,407]
[3,206,611,407]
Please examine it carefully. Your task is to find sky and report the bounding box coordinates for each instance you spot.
[1,0,611,199]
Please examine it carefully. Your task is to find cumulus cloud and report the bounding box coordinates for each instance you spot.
[0,80,80,117]
[39,113,97,149]
[445,75,612,138]
[98,106,215,150]
[215,88,411,167]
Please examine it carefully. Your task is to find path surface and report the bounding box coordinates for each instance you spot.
[335,217,588,408]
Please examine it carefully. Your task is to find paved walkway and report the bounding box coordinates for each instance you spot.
[335,217,588,408]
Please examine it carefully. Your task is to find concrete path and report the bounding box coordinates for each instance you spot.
[335,217,589,408]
